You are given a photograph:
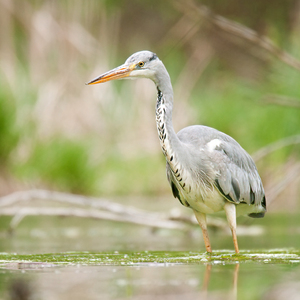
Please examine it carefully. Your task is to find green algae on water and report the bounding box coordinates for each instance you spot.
[0,249,300,268]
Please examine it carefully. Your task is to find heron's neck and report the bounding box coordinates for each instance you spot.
[155,83,183,171]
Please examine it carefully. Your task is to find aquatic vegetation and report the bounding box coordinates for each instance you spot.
[1,249,299,269]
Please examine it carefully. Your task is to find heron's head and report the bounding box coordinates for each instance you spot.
[87,51,161,85]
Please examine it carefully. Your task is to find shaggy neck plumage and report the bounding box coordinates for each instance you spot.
[154,68,183,171]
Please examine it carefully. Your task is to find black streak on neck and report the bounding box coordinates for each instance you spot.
[156,88,163,108]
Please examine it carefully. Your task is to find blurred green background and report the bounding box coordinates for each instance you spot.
[1,3,300,299]
[0,0,299,213]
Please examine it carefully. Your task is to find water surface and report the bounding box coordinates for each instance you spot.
[0,212,300,299]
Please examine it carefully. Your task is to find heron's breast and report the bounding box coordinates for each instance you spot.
[178,178,226,214]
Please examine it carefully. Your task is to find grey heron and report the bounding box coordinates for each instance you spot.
[87,50,266,254]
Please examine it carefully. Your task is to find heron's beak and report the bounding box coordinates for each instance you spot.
[86,64,134,85]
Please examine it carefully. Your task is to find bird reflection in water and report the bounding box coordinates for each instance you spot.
[201,263,239,300]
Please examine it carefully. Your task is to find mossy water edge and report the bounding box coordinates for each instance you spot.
[0,249,299,268]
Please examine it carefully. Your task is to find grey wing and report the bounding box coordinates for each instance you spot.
[209,136,266,209]
[176,125,266,210]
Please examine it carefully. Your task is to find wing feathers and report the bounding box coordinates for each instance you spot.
[212,139,265,207]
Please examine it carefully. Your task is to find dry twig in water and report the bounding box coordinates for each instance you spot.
[0,190,196,231]
[1,207,185,231]
[0,190,263,235]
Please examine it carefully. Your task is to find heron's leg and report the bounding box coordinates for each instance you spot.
[193,210,212,253]
[224,202,239,254]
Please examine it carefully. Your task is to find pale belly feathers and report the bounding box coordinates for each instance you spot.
[169,168,263,217]
[174,174,264,217]
[172,174,227,214]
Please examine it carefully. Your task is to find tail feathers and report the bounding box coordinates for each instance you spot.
[248,212,265,218]
[248,194,266,218]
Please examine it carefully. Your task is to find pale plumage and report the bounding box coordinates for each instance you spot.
[87,50,266,253]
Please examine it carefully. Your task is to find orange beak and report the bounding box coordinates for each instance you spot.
[86,64,134,85]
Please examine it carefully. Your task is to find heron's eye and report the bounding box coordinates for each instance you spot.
[138,61,145,67]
